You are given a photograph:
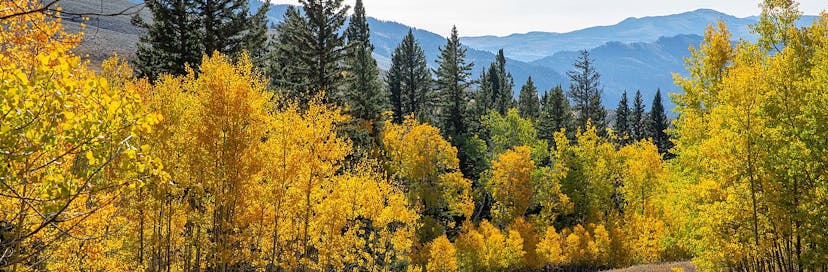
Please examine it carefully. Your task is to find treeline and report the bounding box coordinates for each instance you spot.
[1,0,827,271]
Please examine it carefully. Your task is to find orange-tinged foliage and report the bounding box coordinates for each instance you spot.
[5,0,826,270]
[506,217,543,269]
[454,220,527,271]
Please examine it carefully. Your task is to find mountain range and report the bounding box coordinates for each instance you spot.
[461,9,817,62]
[61,0,823,109]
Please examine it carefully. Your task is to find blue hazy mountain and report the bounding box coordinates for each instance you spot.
[530,34,706,109]
[461,9,818,62]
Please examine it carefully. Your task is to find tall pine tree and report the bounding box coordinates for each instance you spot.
[297,0,349,103]
[387,29,433,124]
[435,26,488,183]
[647,89,673,157]
[434,26,473,140]
[132,0,202,80]
[517,76,540,119]
[538,85,573,145]
[630,90,647,142]
[567,50,606,135]
[269,6,310,96]
[614,90,630,145]
[343,0,385,127]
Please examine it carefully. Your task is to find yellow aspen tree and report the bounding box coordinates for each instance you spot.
[506,217,543,269]
[618,140,669,264]
[383,117,474,243]
[0,1,164,269]
[554,122,620,225]
[537,226,564,266]
[134,62,199,271]
[478,220,525,270]
[427,235,458,272]
[672,3,828,269]
[455,222,486,272]
[488,146,535,225]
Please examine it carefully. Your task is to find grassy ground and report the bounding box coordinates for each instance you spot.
[603,261,696,272]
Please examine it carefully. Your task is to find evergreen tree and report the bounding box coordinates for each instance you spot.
[297,0,350,103]
[269,6,310,96]
[472,68,492,118]
[567,50,606,135]
[538,86,573,145]
[132,0,202,80]
[614,91,630,145]
[387,29,433,124]
[434,26,473,140]
[343,0,385,127]
[435,26,485,182]
[630,90,647,142]
[477,49,515,115]
[492,49,515,114]
[245,1,271,71]
[647,90,673,157]
[517,76,540,119]
[196,0,263,57]
[134,0,269,80]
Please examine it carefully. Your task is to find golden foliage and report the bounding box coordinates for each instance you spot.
[0,1,162,269]
[427,235,458,272]
[383,117,474,242]
[488,146,535,225]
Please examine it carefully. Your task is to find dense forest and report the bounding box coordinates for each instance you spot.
[0,0,826,271]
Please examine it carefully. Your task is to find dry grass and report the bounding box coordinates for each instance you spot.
[602,261,696,272]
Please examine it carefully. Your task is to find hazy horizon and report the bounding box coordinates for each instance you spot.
[274,0,826,36]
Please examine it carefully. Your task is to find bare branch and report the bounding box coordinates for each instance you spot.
[0,0,61,21]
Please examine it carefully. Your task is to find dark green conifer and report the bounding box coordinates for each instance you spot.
[342,0,386,155]
[132,0,202,80]
[630,90,647,141]
[387,29,433,123]
[567,50,607,135]
[435,26,473,140]
[648,90,673,157]
[517,77,540,119]
[614,91,631,145]
[297,0,350,103]
[538,86,573,145]
[269,6,310,98]
[477,49,514,115]
[134,0,269,79]
[343,0,385,123]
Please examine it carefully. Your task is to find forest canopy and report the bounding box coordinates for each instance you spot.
[0,0,826,271]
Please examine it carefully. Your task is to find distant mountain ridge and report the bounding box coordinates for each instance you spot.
[461,9,819,62]
[531,34,706,109]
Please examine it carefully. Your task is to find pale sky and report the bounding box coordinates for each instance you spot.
[274,0,827,36]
